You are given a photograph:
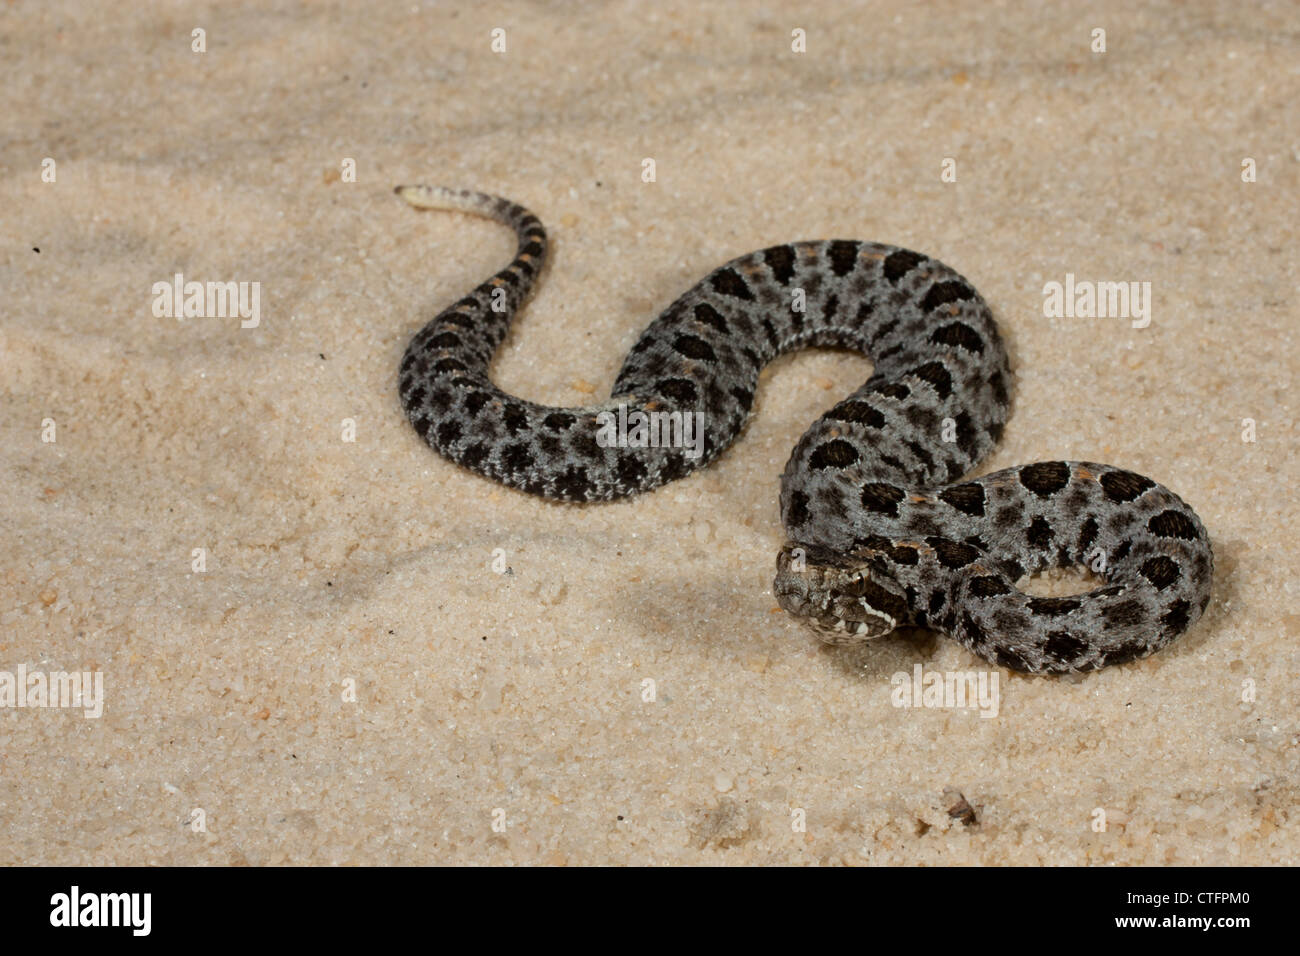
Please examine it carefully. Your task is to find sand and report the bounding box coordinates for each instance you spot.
[2,0,1296,865]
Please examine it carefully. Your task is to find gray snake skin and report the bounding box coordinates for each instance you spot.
[395,185,1214,674]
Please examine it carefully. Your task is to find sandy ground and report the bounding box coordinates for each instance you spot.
[2,0,1297,865]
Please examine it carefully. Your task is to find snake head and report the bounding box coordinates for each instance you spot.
[774,541,909,645]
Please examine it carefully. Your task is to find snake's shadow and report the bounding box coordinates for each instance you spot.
[620,554,955,682]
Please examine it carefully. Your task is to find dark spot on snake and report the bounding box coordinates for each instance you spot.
[764,245,797,284]
[882,248,925,282]
[459,442,488,470]
[1148,509,1198,540]
[1026,516,1055,550]
[903,404,936,431]
[994,505,1021,530]
[870,317,899,346]
[920,282,976,314]
[821,293,840,322]
[657,452,689,484]
[657,378,698,405]
[462,391,493,416]
[960,612,987,648]
[1102,599,1146,629]
[874,381,909,400]
[809,439,861,470]
[827,400,885,428]
[827,241,859,277]
[1077,516,1099,554]
[854,300,875,327]
[429,332,462,349]
[435,419,462,447]
[888,544,919,565]
[1018,461,1070,498]
[903,586,920,618]
[1026,596,1080,616]
[908,362,953,400]
[929,590,946,614]
[989,368,1008,407]
[968,575,1012,598]
[953,410,979,458]
[1111,539,1132,562]
[926,537,981,569]
[500,443,535,474]
[1140,556,1181,590]
[570,427,603,459]
[434,358,468,374]
[786,490,810,527]
[1100,639,1148,667]
[928,319,984,355]
[903,438,935,472]
[673,334,718,362]
[502,404,530,435]
[995,646,1031,671]
[761,318,780,349]
[693,303,728,335]
[710,268,754,300]
[411,415,432,439]
[542,412,576,431]
[616,454,647,488]
[1100,469,1156,503]
[1043,630,1089,662]
[860,482,905,516]
[939,482,985,516]
[555,464,593,500]
[729,386,754,413]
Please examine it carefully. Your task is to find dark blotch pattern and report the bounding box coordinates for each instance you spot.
[710,268,754,300]
[1148,509,1199,540]
[808,439,861,470]
[764,245,797,284]
[860,483,905,516]
[1101,469,1156,503]
[1141,556,1181,590]
[1019,461,1071,498]
[939,482,985,516]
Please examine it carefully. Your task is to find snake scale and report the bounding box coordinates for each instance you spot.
[394,185,1214,674]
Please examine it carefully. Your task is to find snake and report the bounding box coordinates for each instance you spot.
[394,185,1214,674]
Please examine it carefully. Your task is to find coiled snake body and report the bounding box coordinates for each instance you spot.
[395,186,1213,674]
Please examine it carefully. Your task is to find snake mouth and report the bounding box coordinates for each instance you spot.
[801,610,897,645]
